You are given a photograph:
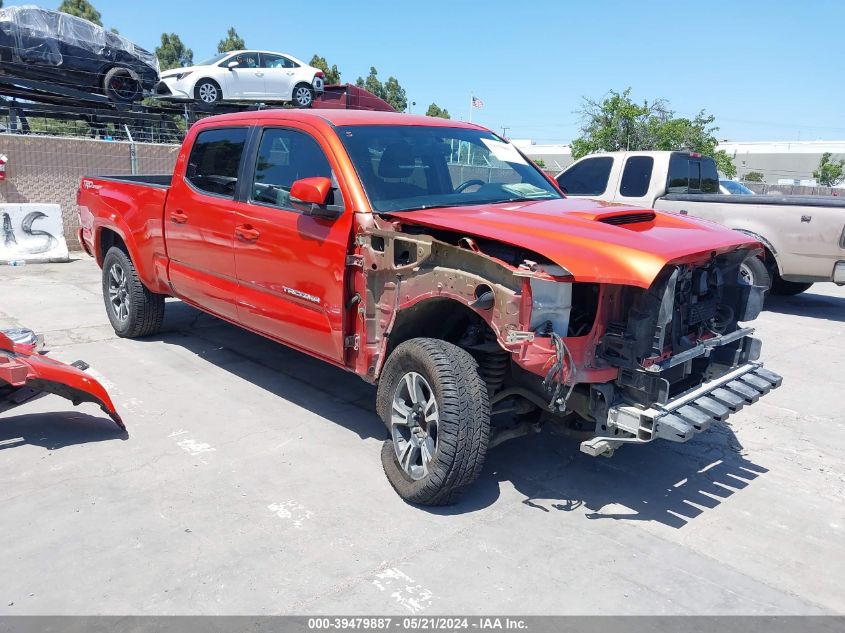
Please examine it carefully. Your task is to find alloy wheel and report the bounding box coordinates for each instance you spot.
[390,372,439,481]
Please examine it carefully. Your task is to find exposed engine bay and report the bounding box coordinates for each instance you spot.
[354,212,782,457]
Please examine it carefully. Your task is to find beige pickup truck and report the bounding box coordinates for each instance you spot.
[556,150,845,295]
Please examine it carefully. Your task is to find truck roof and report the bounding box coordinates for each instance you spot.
[193,109,484,130]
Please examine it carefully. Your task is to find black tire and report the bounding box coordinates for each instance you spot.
[376,338,491,506]
[739,256,771,291]
[771,277,814,296]
[194,79,222,104]
[103,67,142,102]
[292,83,314,108]
[102,246,165,338]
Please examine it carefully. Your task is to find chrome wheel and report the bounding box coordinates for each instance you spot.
[198,82,218,103]
[739,262,754,285]
[391,372,439,481]
[107,263,130,323]
[294,86,313,107]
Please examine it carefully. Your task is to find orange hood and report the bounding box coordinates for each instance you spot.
[390,198,756,288]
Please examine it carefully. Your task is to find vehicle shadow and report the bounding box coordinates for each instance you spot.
[765,291,845,323]
[0,411,128,451]
[153,300,385,442]
[152,300,768,528]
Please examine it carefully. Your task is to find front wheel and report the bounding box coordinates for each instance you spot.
[102,247,165,338]
[103,67,142,102]
[292,83,314,108]
[195,79,222,104]
[376,338,491,506]
[739,256,771,291]
[771,278,814,296]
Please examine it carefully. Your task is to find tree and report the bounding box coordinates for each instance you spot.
[217,27,245,53]
[570,88,737,178]
[533,158,546,168]
[425,103,450,119]
[813,152,845,187]
[743,171,764,183]
[355,66,407,112]
[156,33,194,71]
[57,0,102,26]
[309,55,341,85]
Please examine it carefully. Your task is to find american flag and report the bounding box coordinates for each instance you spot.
[471,96,484,109]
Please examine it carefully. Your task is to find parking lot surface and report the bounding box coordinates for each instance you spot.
[1,258,843,615]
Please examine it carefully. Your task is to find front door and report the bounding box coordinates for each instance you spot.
[165,126,249,321]
[259,53,298,100]
[220,51,265,98]
[232,125,353,362]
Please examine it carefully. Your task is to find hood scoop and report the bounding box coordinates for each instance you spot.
[597,211,656,226]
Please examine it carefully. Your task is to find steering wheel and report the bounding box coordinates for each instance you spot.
[454,179,486,193]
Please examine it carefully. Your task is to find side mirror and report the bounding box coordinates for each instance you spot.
[290,176,342,219]
[227,60,238,70]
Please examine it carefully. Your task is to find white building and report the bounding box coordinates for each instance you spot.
[513,138,845,184]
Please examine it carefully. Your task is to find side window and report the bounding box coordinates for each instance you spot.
[555,157,613,195]
[619,156,654,198]
[224,52,258,69]
[262,53,298,69]
[251,128,335,210]
[667,154,689,193]
[185,127,248,198]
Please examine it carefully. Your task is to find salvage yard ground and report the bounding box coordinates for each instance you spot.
[1,258,843,615]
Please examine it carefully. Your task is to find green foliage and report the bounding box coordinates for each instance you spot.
[57,0,102,26]
[355,67,407,112]
[533,158,546,168]
[309,55,341,85]
[425,103,450,119]
[813,152,845,187]
[156,33,193,71]
[571,88,737,178]
[743,171,764,183]
[217,27,245,54]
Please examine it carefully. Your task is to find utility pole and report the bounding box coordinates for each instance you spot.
[501,126,509,139]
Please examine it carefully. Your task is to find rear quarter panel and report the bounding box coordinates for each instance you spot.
[78,177,171,294]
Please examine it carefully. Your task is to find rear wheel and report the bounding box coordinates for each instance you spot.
[103,67,142,102]
[102,247,165,338]
[376,338,491,506]
[292,83,314,108]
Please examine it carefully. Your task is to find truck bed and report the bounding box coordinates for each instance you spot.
[88,174,172,188]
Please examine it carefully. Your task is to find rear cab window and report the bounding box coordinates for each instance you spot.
[556,157,613,195]
[667,153,720,194]
[185,127,249,198]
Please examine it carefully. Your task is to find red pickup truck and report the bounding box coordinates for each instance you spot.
[78,110,781,505]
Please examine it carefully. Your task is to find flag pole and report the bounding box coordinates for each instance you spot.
[469,93,473,123]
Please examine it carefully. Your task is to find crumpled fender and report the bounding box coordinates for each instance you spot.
[0,331,124,429]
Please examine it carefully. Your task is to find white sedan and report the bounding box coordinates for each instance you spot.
[155,50,325,107]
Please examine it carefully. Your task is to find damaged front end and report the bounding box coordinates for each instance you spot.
[0,328,124,429]
[353,212,780,456]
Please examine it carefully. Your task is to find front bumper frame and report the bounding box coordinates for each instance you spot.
[581,361,782,457]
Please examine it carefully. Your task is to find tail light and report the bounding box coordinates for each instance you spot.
[315,71,324,78]
[0,154,7,181]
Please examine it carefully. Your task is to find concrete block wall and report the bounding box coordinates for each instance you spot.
[0,134,179,249]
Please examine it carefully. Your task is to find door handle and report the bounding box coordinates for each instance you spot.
[255,71,264,77]
[235,224,260,242]
[170,209,188,224]
[286,71,294,75]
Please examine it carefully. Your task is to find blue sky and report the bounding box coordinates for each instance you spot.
[16,0,845,143]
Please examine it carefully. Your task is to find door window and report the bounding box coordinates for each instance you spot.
[619,156,654,198]
[556,157,613,195]
[223,52,259,69]
[185,127,248,198]
[261,53,299,69]
[250,128,335,210]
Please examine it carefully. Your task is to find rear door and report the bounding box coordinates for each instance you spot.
[231,123,354,362]
[259,53,298,100]
[165,126,249,321]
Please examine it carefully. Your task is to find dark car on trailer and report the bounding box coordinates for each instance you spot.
[0,5,159,102]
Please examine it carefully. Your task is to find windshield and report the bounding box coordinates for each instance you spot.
[337,125,562,212]
[720,180,755,195]
[198,52,230,66]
